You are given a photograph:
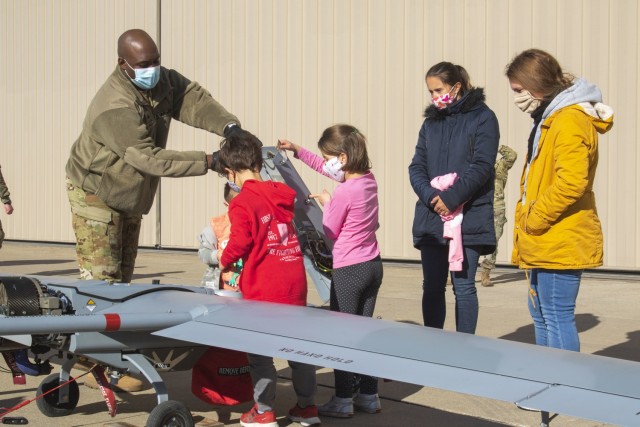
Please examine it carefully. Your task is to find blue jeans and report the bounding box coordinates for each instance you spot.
[420,245,481,334]
[528,269,582,351]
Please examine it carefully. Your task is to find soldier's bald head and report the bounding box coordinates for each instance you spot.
[117,29,158,59]
[117,29,160,79]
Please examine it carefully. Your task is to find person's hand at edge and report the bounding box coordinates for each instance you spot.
[309,190,332,207]
[430,195,451,217]
[277,139,299,154]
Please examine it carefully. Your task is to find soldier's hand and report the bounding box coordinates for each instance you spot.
[4,203,13,215]
[224,126,263,148]
[208,151,221,172]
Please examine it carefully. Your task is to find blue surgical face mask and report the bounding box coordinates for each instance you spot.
[226,179,242,193]
[124,59,161,90]
[227,180,242,193]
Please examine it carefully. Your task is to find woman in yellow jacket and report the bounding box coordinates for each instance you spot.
[505,49,613,352]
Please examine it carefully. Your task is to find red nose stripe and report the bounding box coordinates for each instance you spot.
[104,314,121,331]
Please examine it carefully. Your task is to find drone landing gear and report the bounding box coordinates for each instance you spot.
[147,401,193,427]
[517,400,557,426]
[35,373,79,417]
[541,411,556,427]
[122,353,194,427]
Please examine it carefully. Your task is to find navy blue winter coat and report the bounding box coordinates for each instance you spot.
[409,88,499,254]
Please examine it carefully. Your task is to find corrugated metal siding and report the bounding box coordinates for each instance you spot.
[0,0,637,269]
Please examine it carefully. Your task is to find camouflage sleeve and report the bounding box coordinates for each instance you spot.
[498,145,518,170]
[0,167,11,205]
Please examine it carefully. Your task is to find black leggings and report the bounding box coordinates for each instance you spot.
[330,256,383,397]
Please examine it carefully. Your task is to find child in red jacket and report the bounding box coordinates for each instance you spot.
[214,132,319,427]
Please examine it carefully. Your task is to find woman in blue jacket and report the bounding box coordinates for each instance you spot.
[409,62,499,334]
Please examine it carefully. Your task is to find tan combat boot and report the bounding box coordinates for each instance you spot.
[480,268,493,287]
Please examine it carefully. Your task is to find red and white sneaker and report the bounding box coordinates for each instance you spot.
[288,404,321,426]
[240,404,278,427]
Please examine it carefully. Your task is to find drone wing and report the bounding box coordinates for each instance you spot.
[155,295,640,426]
[1,275,639,425]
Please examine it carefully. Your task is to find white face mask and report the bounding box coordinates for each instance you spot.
[514,90,542,114]
[322,157,345,182]
[125,59,161,90]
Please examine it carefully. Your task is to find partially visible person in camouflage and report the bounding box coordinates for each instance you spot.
[66,178,141,281]
[479,145,518,287]
[0,165,14,249]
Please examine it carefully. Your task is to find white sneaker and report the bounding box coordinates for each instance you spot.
[318,395,353,418]
[353,393,381,413]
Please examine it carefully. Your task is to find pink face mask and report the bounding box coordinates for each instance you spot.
[432,85,458,109]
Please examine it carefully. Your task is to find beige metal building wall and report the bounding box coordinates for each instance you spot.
[1,0,638,270]
[0,0,160,247]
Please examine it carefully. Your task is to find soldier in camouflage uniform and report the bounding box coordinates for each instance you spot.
[66,29,242,285]
[0,165,14,249]
[65,29,245,393]
[479,145,518,286]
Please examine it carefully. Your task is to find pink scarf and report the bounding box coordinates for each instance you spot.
[430,173,464,271]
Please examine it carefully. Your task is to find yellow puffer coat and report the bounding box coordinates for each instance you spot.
[512,93,614,269]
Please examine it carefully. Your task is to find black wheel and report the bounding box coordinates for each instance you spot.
[146,400,194,427]
[35,373,80,417]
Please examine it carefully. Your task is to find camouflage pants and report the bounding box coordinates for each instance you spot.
[480,207,507,271]
[0,218,4,249]
[66,178,142,283]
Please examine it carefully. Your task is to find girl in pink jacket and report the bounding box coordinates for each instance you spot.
[278,124,383,419]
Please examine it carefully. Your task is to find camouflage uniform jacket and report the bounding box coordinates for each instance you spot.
[0,166,11,205]
[493,145,517,210]
[66,66,239,216]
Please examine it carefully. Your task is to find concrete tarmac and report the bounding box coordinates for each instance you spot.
[1,241,638,427]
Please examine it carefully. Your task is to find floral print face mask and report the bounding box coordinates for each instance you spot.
[432,85,458,110]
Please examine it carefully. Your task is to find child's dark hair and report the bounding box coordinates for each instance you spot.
[317,124,371,174]
[215,131,263,176]
[426,62,473,95]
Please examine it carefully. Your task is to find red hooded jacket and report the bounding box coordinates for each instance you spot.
[220,179,307,305]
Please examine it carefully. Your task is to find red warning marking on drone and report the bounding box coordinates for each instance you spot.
[104,313,121,331]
